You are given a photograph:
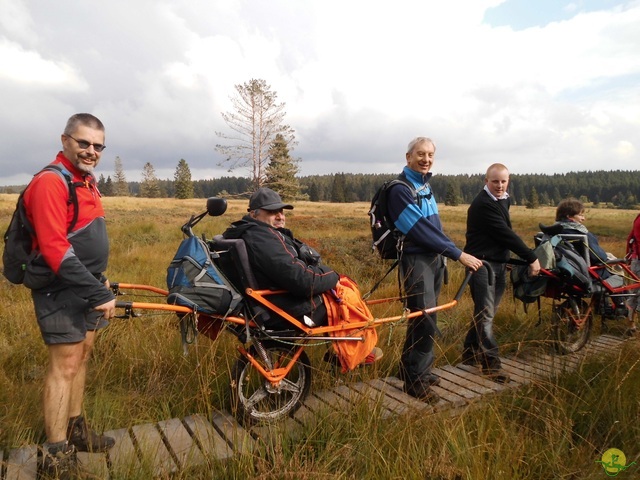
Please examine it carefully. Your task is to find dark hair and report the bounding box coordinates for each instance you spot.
[63,113,105,136]
[556,198,584,221]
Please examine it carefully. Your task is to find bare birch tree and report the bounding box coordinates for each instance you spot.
[215,78,295,189]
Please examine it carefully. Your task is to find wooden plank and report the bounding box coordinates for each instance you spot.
[500,358,543,379]
[77,452,109,479]
[596,335,625,347]
[330,383,396,419]
[440,365,509,392]
[313,388,354,411]
[292,403,316,422]
[5,445,37,480]
[582,340,611,355]
[131,423,177,477]
[210,411,254,456]
[476,361,530,384]
[299,393,331,414]
[365,378,434,413]
[456,363,529,386]
[157,418,206,470]
[511,353,556,372]
[105,427,140,475]
[183,414,233,460]
[505,357,555,378]
[436,368,496,396]
[599,334,626,345]
[528,352,580,374]
[383,375,464,409]
[251,417,302,440]
[348,382,408,417]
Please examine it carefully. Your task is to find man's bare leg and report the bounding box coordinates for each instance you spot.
[43,341,86,443]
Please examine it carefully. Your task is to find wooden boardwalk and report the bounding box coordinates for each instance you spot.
[0,334,629,479]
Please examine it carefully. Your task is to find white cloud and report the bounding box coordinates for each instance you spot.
[0,0,639,185]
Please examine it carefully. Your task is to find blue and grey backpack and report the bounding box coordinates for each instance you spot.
[166,234,242,316]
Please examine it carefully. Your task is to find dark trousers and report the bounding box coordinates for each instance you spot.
[464,261,506,370]
[399,253,445,384]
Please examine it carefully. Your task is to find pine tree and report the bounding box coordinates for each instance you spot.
[526,187,540,209]
[113,156,129,197]
[139,162,162,198]
[174,159,194,199]
[215,78,296,189]
[264,134,303,199]
[331,173,347,203]
[103,176,113,196]
[444,182,460,206]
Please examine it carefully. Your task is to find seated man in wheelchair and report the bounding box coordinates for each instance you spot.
[222,187,382,363]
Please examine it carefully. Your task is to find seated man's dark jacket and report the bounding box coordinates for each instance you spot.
[222,215,339,322]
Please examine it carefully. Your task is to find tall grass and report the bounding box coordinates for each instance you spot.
[1,195,638,478]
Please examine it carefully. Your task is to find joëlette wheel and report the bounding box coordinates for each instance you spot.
[230,342,311,426]
[552,297,592,354]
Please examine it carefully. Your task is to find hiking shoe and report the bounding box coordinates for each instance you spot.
[482,368,511,384]
[624,327,638,338]
[40,443,78,480]
[404,381,440,403]
[461,349,481,366]
[361,347,383,366]
[67,415,115,453]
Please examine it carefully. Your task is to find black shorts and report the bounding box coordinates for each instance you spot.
[32,287,109,345]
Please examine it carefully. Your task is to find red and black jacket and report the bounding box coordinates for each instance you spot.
[23,152,114,307]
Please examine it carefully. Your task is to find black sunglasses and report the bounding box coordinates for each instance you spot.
[67,134,106,152]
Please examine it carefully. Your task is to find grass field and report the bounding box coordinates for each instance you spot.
[1,195,639,479]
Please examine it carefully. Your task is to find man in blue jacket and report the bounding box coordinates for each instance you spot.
[387,137,482,402]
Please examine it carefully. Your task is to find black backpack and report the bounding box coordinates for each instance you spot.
[2,165,79,285]
[368,174,418,260]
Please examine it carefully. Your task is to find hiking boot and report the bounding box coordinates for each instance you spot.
[482,368,511,384]
[624,327,638,338]
[67,415,115,453]
[40,443,78,480]
[461,348,481,366]
[404,380,441,403]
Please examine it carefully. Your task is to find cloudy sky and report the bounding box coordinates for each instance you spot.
[1,0,639,186]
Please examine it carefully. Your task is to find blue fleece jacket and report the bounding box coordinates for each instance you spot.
[387,166,462,260]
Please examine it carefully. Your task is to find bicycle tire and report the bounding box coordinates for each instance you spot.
[230,342,311,426]
[551,297,592,354]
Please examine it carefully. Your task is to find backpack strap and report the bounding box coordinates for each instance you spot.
[38,164,82,233]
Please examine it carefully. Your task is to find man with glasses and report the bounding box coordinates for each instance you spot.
[23,113,116,478]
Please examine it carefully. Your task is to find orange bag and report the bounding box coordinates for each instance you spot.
[323,275,378,372]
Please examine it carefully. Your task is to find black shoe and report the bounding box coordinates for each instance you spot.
[67,415,115,453]
[482,368,510,384]
[40,443,78,480]
[461,349,481,366]
[404,381,441,403]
